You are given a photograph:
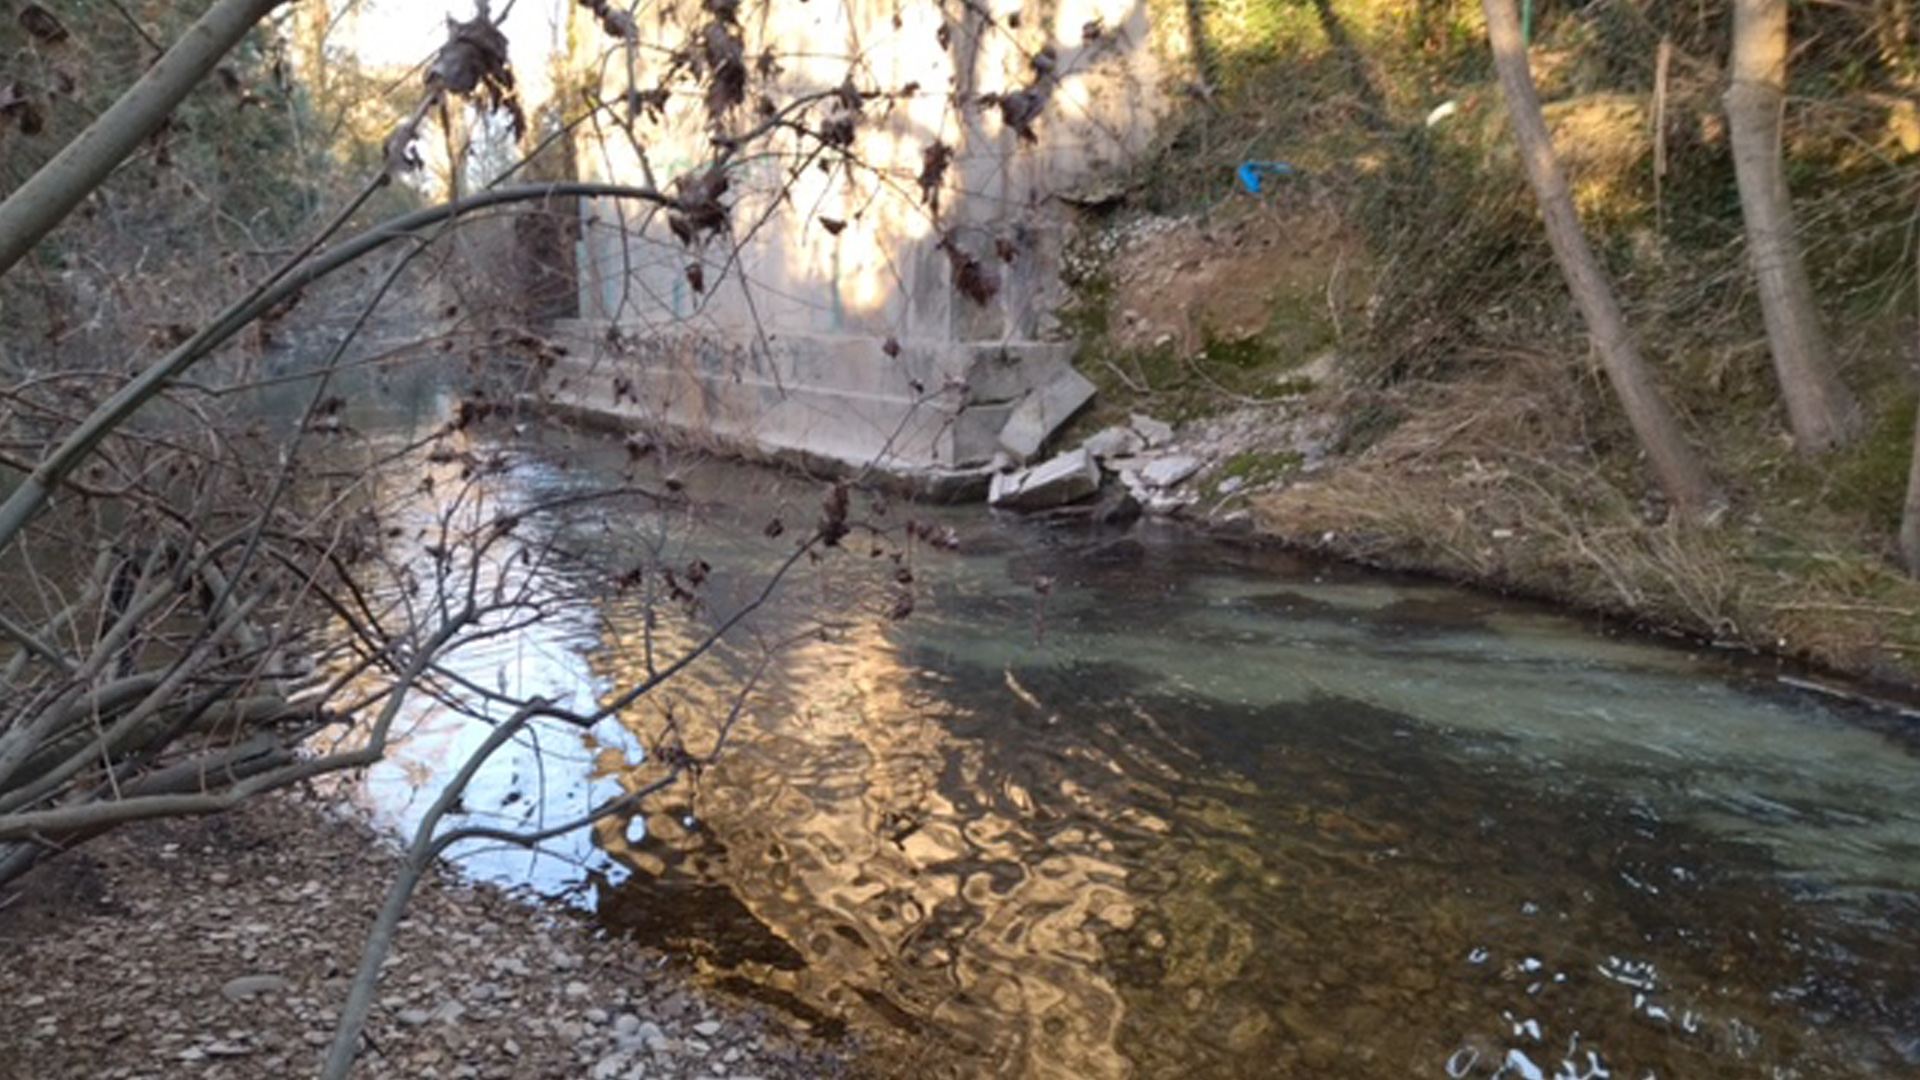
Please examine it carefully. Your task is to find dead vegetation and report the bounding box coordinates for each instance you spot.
[0,787,851,1080]
[1066,0,1920,686]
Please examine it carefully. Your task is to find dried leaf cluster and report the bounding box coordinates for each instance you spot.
[577,0,639,41]
[428,12,527,138]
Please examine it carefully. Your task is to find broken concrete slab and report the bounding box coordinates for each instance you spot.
[1083,425,1145,461]
[999,367,1097,461]
[1129,413,1174,447]
[989,447,1101,510]
[950,402,1017,467]
[1114,458,1200,517]
[1140,454,1202,489]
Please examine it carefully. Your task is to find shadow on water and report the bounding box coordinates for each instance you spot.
[335,425,1920,1080]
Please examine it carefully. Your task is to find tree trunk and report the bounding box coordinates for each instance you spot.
[0,0,286,280]
[1900,229,1920,576]
[1725,0,1861,452]
[1900,395,1920,575]
[1480,0,1721,522]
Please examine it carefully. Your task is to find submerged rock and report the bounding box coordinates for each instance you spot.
[1022,483,1142,527]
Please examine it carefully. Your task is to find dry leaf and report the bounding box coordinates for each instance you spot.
[918,141,951,210]
[18,5,69,44]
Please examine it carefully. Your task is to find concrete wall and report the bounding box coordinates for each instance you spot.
[546,0,1172,478]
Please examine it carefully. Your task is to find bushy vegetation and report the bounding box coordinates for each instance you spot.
[1072,0,1920,683]
[0,1,424,385]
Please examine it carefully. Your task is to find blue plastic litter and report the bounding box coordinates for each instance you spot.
[1236,161,1295,195]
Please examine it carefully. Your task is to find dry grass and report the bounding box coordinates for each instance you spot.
[1251,348,1920,686]
[1075,0,1920,687]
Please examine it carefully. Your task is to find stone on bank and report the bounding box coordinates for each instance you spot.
[988,447,1101,510]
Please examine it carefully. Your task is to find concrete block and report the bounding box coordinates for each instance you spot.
[960,345,1067,404]
[998,367,1097,461]
[1083,425,1144,461]
[950,403,1017,467]
[1129,412,1174,447]
[988,447,1101,510]
[1140,454,1201,489]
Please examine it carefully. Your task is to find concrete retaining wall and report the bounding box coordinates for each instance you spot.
[551,0,1174,481]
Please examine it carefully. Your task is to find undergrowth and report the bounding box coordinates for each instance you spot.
[1067,0,1920,686]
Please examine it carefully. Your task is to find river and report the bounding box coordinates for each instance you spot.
[320,401,1920,1080]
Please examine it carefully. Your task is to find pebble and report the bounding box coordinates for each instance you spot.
[0,790,849,1080]
[642,1026,677,1055]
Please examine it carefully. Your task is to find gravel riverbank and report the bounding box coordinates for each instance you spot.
[0,790,860,1080]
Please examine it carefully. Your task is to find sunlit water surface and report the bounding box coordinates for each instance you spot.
[326,413,1920,1080]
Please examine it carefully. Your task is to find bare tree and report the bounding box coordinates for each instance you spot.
[0,0,287,278]
[1725,0,1861,453]
[0,3,986,1075]
[1481,0,1721,522]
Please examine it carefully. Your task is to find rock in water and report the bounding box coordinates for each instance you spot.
[988,448,1101,510]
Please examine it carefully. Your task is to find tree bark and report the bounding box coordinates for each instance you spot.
[1900,395,1920,575]
[1481,0,1721,521]
[1901,228,1920,576]
[0,0,286,280]
[1725,0,1861,452]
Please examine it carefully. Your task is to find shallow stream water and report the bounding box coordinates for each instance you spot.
[332,416,1920,1080]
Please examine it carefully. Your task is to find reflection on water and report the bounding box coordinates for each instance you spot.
[339,421,1920,1079]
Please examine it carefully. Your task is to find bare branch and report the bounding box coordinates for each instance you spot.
[0,0,287,278]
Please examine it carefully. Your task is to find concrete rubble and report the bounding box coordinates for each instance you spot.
[991,405,1337,524]
[995,368,1098,462]
[988,447,1101,510]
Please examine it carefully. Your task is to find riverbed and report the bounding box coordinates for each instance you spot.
[328,411,1920,1080]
